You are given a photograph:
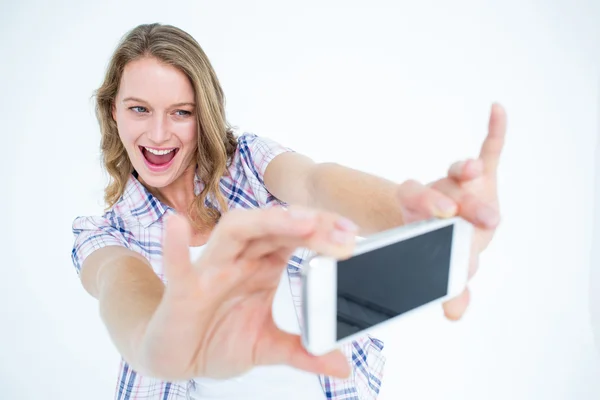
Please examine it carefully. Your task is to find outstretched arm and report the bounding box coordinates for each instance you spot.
[264,103,508,320]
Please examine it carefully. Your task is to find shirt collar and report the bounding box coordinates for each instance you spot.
[119,172,212,229]
[119,174,169,228]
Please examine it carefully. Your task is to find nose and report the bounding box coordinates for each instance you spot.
[147,113,171,144]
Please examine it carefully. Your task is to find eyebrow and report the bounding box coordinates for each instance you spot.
[122,97,195,108]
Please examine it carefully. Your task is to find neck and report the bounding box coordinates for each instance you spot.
[142,164,198,215]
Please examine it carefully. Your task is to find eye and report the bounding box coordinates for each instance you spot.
[174,110,192,116]
[129,106,148,113]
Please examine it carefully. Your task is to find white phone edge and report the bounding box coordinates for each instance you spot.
[300,216,474,356]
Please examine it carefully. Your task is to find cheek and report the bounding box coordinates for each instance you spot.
[117,118,146,149]
[178,120,198,146]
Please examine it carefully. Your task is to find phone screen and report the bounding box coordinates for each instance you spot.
[336,224,454,340]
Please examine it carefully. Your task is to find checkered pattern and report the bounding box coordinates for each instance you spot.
[71,132,386,399]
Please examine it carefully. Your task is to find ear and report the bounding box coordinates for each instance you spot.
[111,102,117,121]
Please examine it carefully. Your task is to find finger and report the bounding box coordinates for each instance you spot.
[244,235,307,261]
[221,206,319,243]
[288,343,351,379]
[447,159,484,182]
[468,252,480,280]
[431,179,499,229]
[207,206,318,263]
[479,103,507,175]
[202,207,359,295]
[231,210,359,263]
[256,328,351,379]
[397,179,458,223]
[162,213,194,284]
[301,212,358,260]
[442,287,471,321]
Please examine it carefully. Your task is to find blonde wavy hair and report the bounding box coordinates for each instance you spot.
[94,23,237,229]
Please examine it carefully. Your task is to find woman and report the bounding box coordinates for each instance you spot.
[71,23,506,400]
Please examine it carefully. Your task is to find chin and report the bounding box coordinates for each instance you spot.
[135,171,172,188]
[147,176,175,189]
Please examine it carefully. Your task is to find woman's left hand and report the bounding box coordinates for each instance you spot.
[397,103,507,320]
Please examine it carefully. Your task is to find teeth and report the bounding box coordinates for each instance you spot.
[145,147,175,156]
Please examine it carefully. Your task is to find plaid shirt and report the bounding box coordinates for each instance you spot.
[71,132,385,400]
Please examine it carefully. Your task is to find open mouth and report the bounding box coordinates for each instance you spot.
[140,146,179,169]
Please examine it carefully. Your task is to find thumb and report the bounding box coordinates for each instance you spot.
[398,180,457,224]
[256,327,351,379]
[162,212,194,286]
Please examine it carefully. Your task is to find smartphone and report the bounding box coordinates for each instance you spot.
[301,216,473,355]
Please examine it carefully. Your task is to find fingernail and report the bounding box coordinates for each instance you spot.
[289,209,317,220]
[450,161,465,176]
[335,217,359,232]
[477,207,499,227]
[331,229,354,244]
[436,199,457,215]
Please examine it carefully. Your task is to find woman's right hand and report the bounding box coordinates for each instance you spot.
[134,206,359,382]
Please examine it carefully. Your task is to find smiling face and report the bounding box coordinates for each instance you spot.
[112,56,198,190]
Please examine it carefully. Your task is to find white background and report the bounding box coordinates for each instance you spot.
[1,1,600,399]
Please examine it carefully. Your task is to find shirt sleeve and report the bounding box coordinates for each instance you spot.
[71,214,130,275]
[236,132,295,207]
